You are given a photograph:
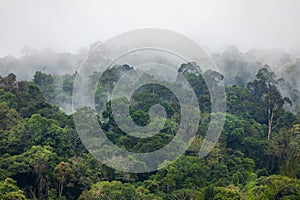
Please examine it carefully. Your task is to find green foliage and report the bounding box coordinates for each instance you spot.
[7,114,69,157]
[0,102,20,131]
[247,67,292,140]
[0,65,299,199]
[0,89,17,108]
[266,127,300,178]
[203,185,241,200]
[33,71,56,100]
[79,181,137,200]
[148,156,209,194]
[245,175,300,199]
[0,178,27,200]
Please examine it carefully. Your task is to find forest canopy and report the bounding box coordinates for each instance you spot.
[0,48,300,199]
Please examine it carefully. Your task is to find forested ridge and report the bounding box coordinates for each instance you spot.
[0,61,299,199]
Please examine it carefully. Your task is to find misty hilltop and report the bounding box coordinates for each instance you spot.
[1,43,300,115]
[0,43,299,81]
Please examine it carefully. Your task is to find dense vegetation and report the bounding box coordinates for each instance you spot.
[0,60,299,199]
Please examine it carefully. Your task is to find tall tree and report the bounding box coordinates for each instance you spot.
[247,67,292,140]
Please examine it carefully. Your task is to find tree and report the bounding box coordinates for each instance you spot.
[0,102,20,131]
[247,67,292,140]
[53,161,75,198]
[171,188,202,200]
[245,175,300,199]
[0,89,17,108]
[0,178,27,200]
[7,114,69,157]
[203,185,242,200]
[0,145,57,199]
[203,69,224,92]
[20,145,56,199]
[78,181,137,200]
[33,71,56,101]
[266,127,300,178]
[149,156,209,194]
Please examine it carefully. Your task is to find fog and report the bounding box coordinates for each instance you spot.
[1,0,300,113]
[0,0,300,58]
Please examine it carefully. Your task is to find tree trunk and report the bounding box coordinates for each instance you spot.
[268,111,274,140]
[267,86,272,140]
[59,176,64,198]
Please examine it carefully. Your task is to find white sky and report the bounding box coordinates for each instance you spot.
[0,0,299,57]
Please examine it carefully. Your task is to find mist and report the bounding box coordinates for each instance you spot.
[1,0,300,113]
[0,0,300,58]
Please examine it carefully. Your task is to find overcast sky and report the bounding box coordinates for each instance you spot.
[0,0,299,57]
